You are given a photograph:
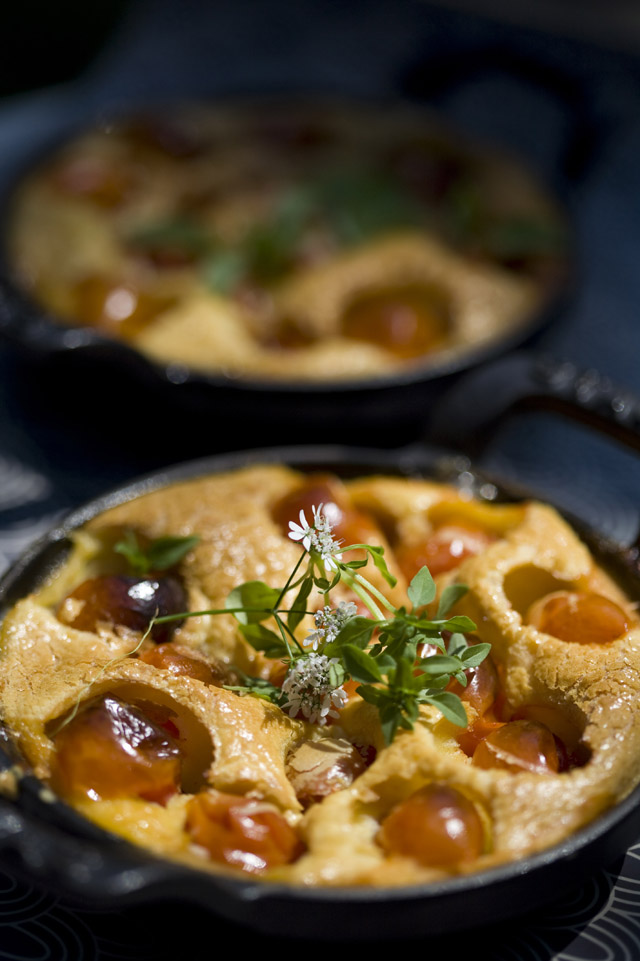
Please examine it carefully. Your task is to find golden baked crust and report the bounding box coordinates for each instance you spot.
[0,464,638,886]
[7,101,568,383]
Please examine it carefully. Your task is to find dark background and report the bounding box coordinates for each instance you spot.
[1,0,130,98]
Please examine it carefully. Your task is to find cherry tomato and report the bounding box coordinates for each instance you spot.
[286,738,367,808]
[185,791,303,873]
[396,523,495,580]
[472,719,559,774]
[340,284,451,359]
[378,783,485,868]
[50,694,182,804]
[526,591,630,645]
[271,474,347,536]
[139,644,224,685]
[58,573,187,644]
[71,275,175,338]
[271,473,383,559]
[447,653,500,718]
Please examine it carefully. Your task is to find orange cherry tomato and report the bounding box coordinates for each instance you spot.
[378,783,485,868]
[271,473,383,559]
[340,284,451,359]
[447,653,500,718]
[50,694,182,804]
[396,523,495,580]
[526,591,630,645]
[456,712,505,758]
[472,719,559,774]
[185,791,303,873]
[271,474,347,536]
[71,275,175,338]
[139,644,223,685]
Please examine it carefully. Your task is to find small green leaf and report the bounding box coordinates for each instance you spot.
[421,691,468,727]
[415,654,464,676]
[331,615,376,650]
[437,583,468,618]
[440,615,477,634]
[373,653,397,675]
[238,623,288,659]
[368,546,398,588]
[341,558,369,570]
[342,645,383,683]
[460,642,491,668]
[226,581,281,624]
[201,248,247,293]
[408,566,436,609]
[145,535,201,572]
[356,684,387,708]
[447,632,469,657]
[114,530,148,574]
[393,656,415,690]
[114,531,199,575]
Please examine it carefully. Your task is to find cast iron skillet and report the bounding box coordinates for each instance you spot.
[0,77,575,450]
[0,354,639,941]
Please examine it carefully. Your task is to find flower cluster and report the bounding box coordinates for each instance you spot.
[281,653,348,724]
[304,600,358,650]
[150,494,485,744]
[288,505,342,571]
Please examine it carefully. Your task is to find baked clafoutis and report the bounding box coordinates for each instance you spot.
[0,464,638,887]
[7,101,568,382]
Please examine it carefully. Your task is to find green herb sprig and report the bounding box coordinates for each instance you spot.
[149,507,488,745]
[114,530,200,576]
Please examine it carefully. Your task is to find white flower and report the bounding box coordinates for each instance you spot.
[281,653,348,725]
[303,600,358,650]
[288,504,342,571]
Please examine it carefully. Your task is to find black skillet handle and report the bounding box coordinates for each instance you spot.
[399,45,606,185]
[427,352,640,459]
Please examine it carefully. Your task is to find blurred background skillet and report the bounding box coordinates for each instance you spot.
[0,90,573,453]
[0,0,614,459]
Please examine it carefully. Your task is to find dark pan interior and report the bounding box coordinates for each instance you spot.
[0,92,573,450]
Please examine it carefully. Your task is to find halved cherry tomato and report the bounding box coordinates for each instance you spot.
[472,719,559,775]
[185,791,303,873]
[396,523,495,580]
[378,783,485,868]
[71,275,175,338]
[526,591,630,645]
[50,694,182,804]
[139,644,224,685]
[340,284,451,359]
[57,573,187,644]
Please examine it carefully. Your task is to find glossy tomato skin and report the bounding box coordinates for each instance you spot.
[340,284,451,359]
[50,695,182,804]
[396,523,495,580]
[526,591,630,645]
[378,783,485,868]
[138,644,226,684]
[472,719,559,775]
[58,573,187,643]
[185,791,304,873]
